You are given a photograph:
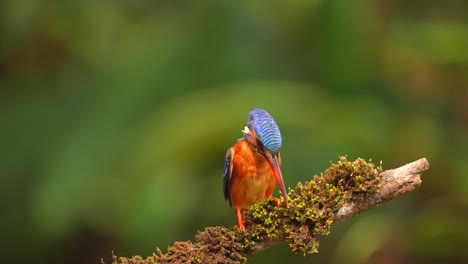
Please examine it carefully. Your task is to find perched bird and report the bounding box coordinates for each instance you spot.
[223,108,289,231]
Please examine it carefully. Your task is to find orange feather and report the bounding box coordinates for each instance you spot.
[228,139,279,210]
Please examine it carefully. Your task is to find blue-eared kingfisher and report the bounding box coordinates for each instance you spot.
[223,108,289,231]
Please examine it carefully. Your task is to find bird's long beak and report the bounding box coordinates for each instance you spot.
[268,155,289,208]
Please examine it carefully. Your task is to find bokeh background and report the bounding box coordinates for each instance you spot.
[2,1,467,263]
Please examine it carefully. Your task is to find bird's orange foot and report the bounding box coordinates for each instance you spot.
[238,219,245,231]
[273,197,282,207]
[236,208,246,231]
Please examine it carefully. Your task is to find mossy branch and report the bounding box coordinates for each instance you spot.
[103,157,429,264]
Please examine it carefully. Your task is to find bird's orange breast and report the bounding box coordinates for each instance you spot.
[229,139,277,209]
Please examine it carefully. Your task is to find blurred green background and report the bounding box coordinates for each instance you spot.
[1,0,467,263]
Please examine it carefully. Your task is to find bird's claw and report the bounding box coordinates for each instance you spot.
[236,209,246,231]
[273,197,282,207]
[238,220,246,231]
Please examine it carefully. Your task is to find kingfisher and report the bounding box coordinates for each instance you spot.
[223,108,289,231]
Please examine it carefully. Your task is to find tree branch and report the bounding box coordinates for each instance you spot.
[103,157,429,264]
[335,157,427,222]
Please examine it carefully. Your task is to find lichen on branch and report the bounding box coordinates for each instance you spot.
[103,156,428,264]
[243,156,382,255]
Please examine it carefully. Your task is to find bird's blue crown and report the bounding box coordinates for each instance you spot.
[247,108,282,155]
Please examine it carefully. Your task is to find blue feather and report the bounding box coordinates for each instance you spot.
[223,148,232,204]
[248,108,282,155]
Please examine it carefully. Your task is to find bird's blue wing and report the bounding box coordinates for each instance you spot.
[223,148,234,205]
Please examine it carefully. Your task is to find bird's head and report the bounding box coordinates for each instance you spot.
[242,108,288,207]
[242,108,282,156]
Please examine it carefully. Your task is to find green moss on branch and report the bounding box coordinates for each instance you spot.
[103,156,429,264]
[243,156,381,255]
